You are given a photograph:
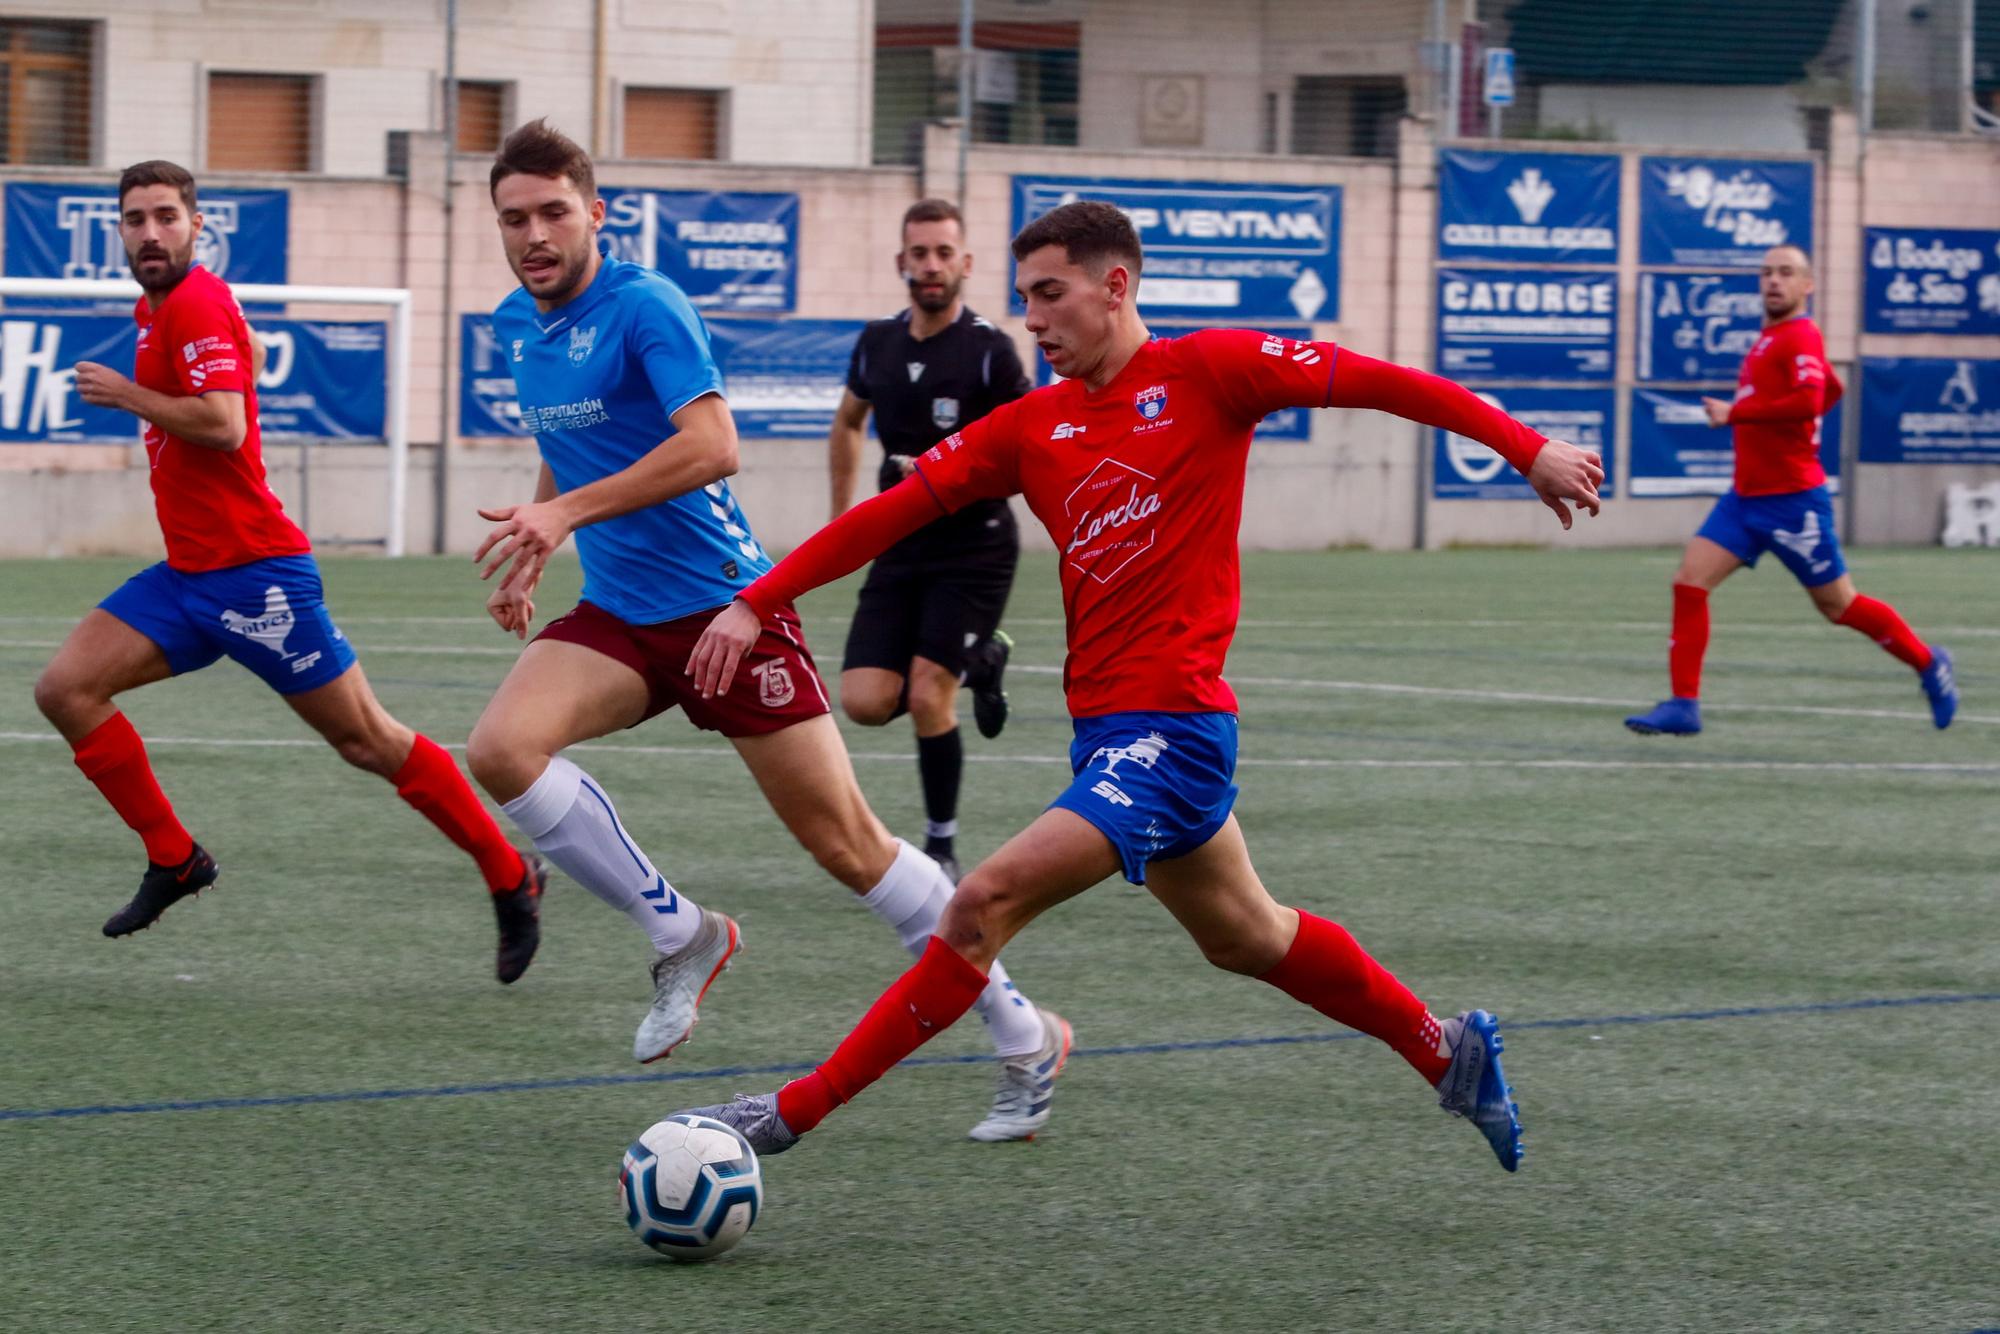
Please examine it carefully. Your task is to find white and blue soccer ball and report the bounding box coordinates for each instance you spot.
[619,1113,763,1261]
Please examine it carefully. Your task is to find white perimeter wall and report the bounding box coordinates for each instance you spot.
[5,114,1998,558]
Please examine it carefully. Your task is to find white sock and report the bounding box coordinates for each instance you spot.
[500,757,700,955]
[860,838,1045,1057]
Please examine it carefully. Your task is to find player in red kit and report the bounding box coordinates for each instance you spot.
[33,160,545,976]
[672,201,1606,1176]
[1626,246,1958,736]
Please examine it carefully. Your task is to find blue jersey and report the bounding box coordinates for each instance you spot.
[494,250,770,624]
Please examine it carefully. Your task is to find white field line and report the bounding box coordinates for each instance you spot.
[0,730,1994,775]
[2,635,1993,726]
[5,614,1999,637]
[1002,665,2000,728]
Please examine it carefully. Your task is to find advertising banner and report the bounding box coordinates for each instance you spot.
[1637,271,1765,383]
[1861,228,2000,335]
[1010,175,1340,322]
[0,312,384,442]
[1436,149,1619,264]
[1639,157,1813,268]
[1859,358,2000,464]
[1436,268,1616,381]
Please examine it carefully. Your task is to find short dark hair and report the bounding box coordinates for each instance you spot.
[490,118,595,203]
[119,160,197,215]
[902,198,963,235]
[1010,200,1142,277]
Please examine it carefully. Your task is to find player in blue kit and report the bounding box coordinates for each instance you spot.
[461,121,1067,1141]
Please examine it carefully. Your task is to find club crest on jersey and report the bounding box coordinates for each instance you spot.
[931,397,959,429]
[1135,384,1168,421]
[751,658,796,709]
[568,325,598,365]
[511,339,525,362]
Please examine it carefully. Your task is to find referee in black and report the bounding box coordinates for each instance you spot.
[828,198,1027,883]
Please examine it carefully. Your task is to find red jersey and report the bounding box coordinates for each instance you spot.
[740,330,1545,719]
[133,264,309,571]
[1727,315,1843,497]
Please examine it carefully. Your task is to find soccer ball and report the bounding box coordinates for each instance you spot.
[618,1113,764,1261]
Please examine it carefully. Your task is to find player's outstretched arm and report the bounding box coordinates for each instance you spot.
[686,478,946,698]
[1328,350,1602,529]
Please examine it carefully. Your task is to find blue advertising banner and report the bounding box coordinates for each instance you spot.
[1628,386,1842,496]
[1862,228,2000,335]
[596,187,656,268]
[1033,328,1312,441]
[459,313,860,438]
[1436,149,1619,264]
[254,320,387,439]
[703,317,865,435]
[1433,387,1615,500]
[0,312,134,441]
[589,188,798,312]
[1639,158,1813,268]
[1010,175,1340,322]
[1637,271,1765,383]
[655,191,798,313]
[3,183,289,292]
[0,312,384,443]
[1859,358,2000,464]
[1436,268,1616,380]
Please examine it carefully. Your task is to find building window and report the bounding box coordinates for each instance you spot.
[623,87,720,160]
[456,80,508,153]
[1291,76,1407,158]
[208,72,315,172]
[0,19,94,166]
[872,22,1079,166]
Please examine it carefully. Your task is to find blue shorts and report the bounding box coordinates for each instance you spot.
[99,555,357,695]
[1695,486,1847,588]
[1048,711,1240,886]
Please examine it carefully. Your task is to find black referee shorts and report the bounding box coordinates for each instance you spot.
[841,543,1019,679]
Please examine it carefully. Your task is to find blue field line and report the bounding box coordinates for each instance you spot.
[4,990,1996,1124]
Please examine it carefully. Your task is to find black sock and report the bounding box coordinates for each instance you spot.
[916,728,962,854]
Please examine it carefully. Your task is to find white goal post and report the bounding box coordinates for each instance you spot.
[0,277,414,556]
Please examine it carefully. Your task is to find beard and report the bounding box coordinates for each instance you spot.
[129,244,194,296]
[515,244,592,306]
[907,273,962,313]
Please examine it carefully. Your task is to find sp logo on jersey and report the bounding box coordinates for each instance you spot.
[751,658,796,709]
[568,325,598,365]
[1135,384,1168,421]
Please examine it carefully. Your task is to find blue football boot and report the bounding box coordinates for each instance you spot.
[1624,697,1702,736]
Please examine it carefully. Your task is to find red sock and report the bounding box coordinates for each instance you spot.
[1835,595,1932,671]
[777,936,988,1134]
[1669,583,1710,699]
[392,734,526,892]
[1259,909,1450,1086]
[71,713,194,866]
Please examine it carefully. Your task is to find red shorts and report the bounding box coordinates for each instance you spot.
[535,600,831,738]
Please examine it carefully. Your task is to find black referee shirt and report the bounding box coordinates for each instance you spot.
[845,306,1029,559]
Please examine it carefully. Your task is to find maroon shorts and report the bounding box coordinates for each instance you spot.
[535,599,831,738]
